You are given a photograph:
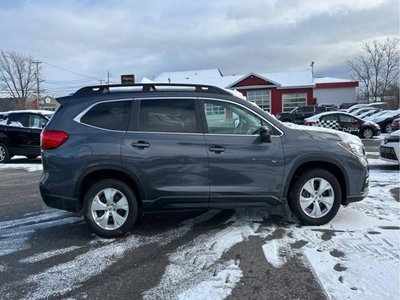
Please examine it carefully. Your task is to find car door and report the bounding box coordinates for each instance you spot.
[121,97,209,210]
[6,113,31,152]
[338,114,361,134]
[318,114,340,130]
[295,106,314,123]
[26,113,48,147]
[200,99,284,207]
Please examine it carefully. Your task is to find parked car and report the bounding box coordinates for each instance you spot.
[304,112,381,139]
[345,104,369,114]
[40,83,369,238]
[363,110,388,121]
[0,110,53,163]
[358,109,381,120]
[370,109,400,133]
[379,130,399,163]
[350,107,376,117]
[391,118,399,131]
[339,102,358,110]
[276,105,327,124]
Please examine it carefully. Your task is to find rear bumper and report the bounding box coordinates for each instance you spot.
[40,183,82,212]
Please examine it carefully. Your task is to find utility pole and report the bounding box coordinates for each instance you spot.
[310,61,315,82]
[33,61,42,109]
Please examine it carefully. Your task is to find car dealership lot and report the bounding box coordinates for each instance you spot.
[0,150,399,300]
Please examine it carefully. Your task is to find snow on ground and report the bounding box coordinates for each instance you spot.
[0,156,42,172]
[0,157,398,299]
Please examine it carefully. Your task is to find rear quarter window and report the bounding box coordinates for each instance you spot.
[80,100,131,131]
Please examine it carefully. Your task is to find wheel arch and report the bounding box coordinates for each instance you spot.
[283,159,348,205]
[76,168,145,209]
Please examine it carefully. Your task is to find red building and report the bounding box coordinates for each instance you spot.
[147,69,358,114]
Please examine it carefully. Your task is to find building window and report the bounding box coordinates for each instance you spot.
[205,103,225,116]
[282,93,307,112]
[246,90,271,112]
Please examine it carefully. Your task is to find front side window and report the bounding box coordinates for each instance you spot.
[81,100,131,131]
[204,101,268,135]
[247,90,271,112]
[138,99,198,133]
[282,93,307,112]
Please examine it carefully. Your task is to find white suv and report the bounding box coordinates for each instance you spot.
[380,130,400,163]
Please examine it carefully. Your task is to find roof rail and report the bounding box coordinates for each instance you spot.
[73,83,231,97]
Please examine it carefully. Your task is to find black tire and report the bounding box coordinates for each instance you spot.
[26,155,38,159]
[289,169,341,226]
[0,143,11,163]
[84,179,138,238]
[383,122,392,133]
[361,127,374,139]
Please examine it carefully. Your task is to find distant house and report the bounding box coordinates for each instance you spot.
[144,69,358,114]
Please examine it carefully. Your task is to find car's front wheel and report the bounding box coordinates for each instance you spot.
[84,179,138,238]
[0,143,10,163]
[361,127,374,139]
[289,169,341,226]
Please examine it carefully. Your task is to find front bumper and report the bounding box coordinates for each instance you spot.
[40,183,82,213]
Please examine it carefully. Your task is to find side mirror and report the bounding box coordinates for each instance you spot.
[260,126,271,143]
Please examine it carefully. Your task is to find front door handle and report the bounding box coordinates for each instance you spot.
[209,145,226,154]
[132,141,150,149]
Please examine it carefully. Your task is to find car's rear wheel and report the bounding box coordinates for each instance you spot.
[84,179,138,238]
[0,143,10,163]
[361,127,374,139]
[289,169,341,226]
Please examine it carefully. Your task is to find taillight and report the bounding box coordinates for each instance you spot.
[41,130,69,150]
[304,120,317,126]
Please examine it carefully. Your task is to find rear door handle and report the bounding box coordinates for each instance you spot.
[209,145,226,154]
[132,141,150,149]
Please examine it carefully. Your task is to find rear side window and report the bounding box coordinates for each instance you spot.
[320,114,339,122]
[81,101,131,131]
[138,99,198,133]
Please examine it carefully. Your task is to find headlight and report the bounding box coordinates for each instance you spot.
[338,141,365,156]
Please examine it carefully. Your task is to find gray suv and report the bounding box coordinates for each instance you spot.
[40,84,369,238]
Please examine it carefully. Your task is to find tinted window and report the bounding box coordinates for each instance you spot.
[297,106,314,113]
[204,101,268,135]
[320,114,339,122]
[8,113,28,127]
[316,106,327,113]
[339,114,358,123]
[138,99,197,133]
[28,114,48,128]
[81,101,131,130]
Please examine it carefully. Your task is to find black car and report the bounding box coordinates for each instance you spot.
[39,83,369,238]
[0,110,53,163]
[276,105,327,124]
[304,112,381,139]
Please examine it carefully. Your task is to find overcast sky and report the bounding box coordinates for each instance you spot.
[0,0,399,97]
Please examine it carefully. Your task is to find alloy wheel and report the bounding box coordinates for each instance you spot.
[299,177,335,218]
[90,188,130,230]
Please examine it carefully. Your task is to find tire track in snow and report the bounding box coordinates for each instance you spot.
[0,210,82,257]
[0,210,221,300]
[143,217,261,300]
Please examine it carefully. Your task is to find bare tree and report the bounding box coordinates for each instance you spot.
[0,51,37,109]
[346,38,400,103]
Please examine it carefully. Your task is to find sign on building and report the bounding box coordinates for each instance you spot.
[121,74,135,85]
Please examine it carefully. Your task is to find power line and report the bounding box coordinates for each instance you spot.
[42,61,103,80]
